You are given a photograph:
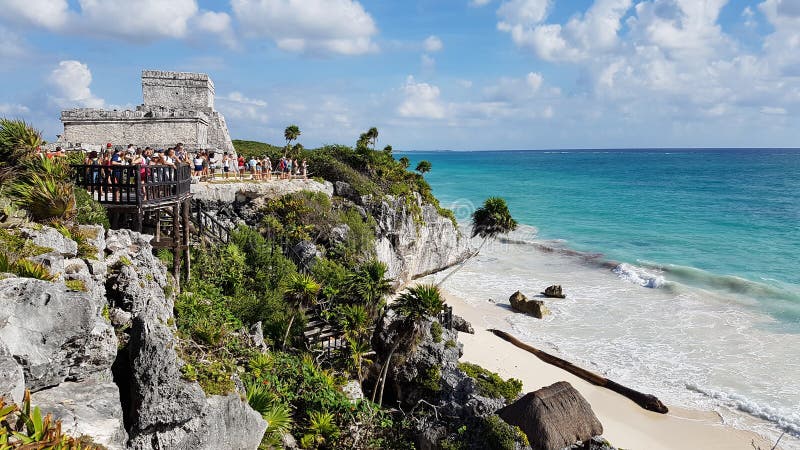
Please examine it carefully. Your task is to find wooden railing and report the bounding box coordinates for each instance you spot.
[191,199,230,244]
[72,164,192,207]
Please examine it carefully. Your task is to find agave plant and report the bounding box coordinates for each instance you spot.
[9,172,76,222]
[0,118,43,167]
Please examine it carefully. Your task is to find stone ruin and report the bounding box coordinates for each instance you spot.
[58,70,234,153]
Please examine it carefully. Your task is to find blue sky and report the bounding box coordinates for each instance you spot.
[0,0,798,150]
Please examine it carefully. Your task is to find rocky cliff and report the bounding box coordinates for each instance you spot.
[193,180,473,286]
[0,225,266,449]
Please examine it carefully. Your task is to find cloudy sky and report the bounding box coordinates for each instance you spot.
[0,0,798,150]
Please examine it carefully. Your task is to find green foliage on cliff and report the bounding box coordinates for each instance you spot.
[458,362,523,403]
[440,415,529,450]
[232,139,284,160]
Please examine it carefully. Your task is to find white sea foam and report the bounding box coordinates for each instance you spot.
[612,263,665,288]
[433,231,800,447]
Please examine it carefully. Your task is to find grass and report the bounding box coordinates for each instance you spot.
[65,279,87,292]
[459,362,523,403]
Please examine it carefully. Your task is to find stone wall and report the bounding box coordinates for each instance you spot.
[141,70,214,110]
[62,115,209,150]
[59,70,235,153]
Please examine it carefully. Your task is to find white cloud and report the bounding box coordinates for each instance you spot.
[0,0,70,30]
[526,72,543,91]
[499,0,632,62]
[217,91,269,123]
[193,11,237,48]
[231,0,378,55]
[497,0,551,26]
[423,35,443,52]
[398,76,446,119]
[48,60,104,108]
[761,106,787,115]
[78,0,198,40]
[0,0,234,47]
[0,103,30,115]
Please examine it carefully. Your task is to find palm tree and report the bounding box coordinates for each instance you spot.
[437,197,517,287]
[346,260,394,318]
[398,156,410,169]
[282,273,320,349]
[415,160,431,175]
[346,336,373,383]
[338,304,369,342]
[284,125,301,155]
[366,127,379,150]
[374,283,445,405]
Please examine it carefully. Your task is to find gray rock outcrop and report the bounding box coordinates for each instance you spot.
[0,343,24,404]
[31,381,128,450]
[542,285,566,299]
[191,179,333,204]
[0,224,267,450]
[509,291,550,319]
[0,277,116,391]
[369,193,473,286]
[453,314,475,334]
[20,226,77,257]
[498,381,603,450]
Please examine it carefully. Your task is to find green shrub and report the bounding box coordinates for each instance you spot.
[416,366,442,394]
[73,187,109,228]
[459,362,522,403]
[65,279,87,292]
[12,258,56,281]
[430,321,443,343]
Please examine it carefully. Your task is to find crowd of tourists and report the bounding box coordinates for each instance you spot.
[75,142,308,182]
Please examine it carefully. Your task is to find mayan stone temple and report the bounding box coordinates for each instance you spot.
[58,70,234,152]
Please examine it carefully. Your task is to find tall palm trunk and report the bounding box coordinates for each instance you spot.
[436,237,488,287]
[282,311,296,350]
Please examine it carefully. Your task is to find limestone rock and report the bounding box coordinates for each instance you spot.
[542,285,566,299]
[333,181,358,201]
[21,226,77,257]
[104,229,172,323]
[0,343,24,404]
[498,381,603,450]
[190,179,333,204]
[290,240,321,272]
[330,224,350,246]
[509,291,550,319]
[0,278,116,391]
[370,193,474,286]
[341,380,364,403]
[453,314,475,334]
[31,381,127,450]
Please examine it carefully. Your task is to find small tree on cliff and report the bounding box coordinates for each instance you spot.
[282,273,320,349]
[284,125,301,155]
[415,160,431,175]
[398,156,410,169]
[373,283,445,405]
[346,260,393,319]
[437,197,517,287]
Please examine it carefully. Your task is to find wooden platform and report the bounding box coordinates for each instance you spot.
[72,163,193,282]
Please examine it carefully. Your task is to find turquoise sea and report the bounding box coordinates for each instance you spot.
[401,149,800,444]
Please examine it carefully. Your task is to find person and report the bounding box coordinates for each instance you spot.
[193,153,204,177]
[286,157,293,180]
[301,159,308,179]
[208,151,218,178]
[237,154,245,178]
[85,150,100,186]
[262,156,272,181]
[222,152,231,179]
[292,159,299,177]
[201,151,210,178]
[248,156,258,179]
[110,148,125,201]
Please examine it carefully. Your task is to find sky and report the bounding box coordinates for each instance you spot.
[0,0,798,151]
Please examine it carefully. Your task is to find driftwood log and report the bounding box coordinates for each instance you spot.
[489,329,668,414]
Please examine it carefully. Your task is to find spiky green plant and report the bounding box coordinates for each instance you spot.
[337,304,369,341]
[11,259,56,281]
[0,118,43,168]
[260,403,292,448]
[302,410,339,447]
[9,172,76,222]
[0,252,12,273]
[281,273,320,349]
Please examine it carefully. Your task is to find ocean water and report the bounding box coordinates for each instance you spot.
[400,149,800,446]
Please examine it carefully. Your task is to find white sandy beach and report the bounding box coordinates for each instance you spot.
[440,288,778,450]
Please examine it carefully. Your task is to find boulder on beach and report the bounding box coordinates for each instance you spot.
[509,291,550,319]
[542,285,566,298]
[498,381,603,450]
